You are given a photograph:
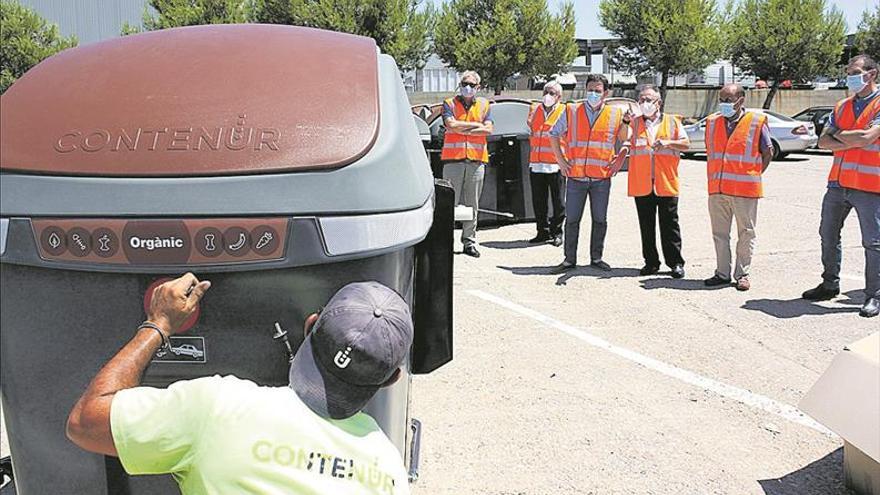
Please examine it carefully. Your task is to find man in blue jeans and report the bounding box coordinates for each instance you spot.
[548,74,631,273]
[802,54,880,318]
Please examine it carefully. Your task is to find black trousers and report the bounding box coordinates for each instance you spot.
[634,193,685,268]
[529,171,565,237]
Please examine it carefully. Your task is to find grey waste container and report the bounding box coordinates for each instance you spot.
[0,24,453,495]
[481,99,535,225]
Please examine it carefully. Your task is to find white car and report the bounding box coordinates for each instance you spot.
[683,109,818,160]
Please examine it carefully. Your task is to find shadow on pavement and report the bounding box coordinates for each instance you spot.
[553,266,641,285]
[758,448,853,495]
[496,265,641,285]
[741,290,864,319]
[482,240,544,250]
[639,277,730,291]
[836,290,867,306]
[799,149,833,156]
[684,152,816,163]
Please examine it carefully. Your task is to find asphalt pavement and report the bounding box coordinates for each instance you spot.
[409,150,873,495]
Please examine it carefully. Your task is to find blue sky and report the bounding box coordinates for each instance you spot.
[427,0,879,38]
[568,0,879,39]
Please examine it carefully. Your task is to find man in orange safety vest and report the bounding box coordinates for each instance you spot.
[803,54,880,318]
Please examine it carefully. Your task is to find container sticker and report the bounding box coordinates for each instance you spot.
[153,336,207,364]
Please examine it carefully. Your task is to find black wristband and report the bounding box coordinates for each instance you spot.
[137,321,171,354]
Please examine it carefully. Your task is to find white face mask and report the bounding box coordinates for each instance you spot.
[639,101,658,117]
[460,84,477,98]
[542,94,557,107]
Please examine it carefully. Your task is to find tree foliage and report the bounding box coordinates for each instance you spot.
[1,0,77,94]
[598,0,723,100]
[433,0,578,94]
[854,4,880,62]
[253,0,435,72]
[122,0,254,34]
[728,0,845,108]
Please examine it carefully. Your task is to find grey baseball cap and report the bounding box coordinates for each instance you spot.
[289,281,414,419]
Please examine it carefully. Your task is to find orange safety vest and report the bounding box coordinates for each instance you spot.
[705,111,768,198]
[627,113,683,197]
[827,96,880,194]
[565,102,624,179]
[528,102,567,166]
[441,96,490,163]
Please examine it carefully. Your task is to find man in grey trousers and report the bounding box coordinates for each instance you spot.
[440,70,494,258]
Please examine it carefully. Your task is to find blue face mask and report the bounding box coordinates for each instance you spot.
[585,91,603,107]
[846,73,867,93]
[719,102,737,118]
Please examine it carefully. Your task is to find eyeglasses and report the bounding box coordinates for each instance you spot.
[719,97,740,103]
[543,90,560,96]
[638,97,659,103]
[461,82,477,88]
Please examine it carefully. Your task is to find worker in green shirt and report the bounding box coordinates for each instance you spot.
[67,273,413,494]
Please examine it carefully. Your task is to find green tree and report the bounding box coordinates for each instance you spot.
[122,0,254,34]
[433,0,578,95]
[728,0,845,109]
[854,4,880,62]
[253,0,435,72]
[598,0,723,101]
[0,0,77,94]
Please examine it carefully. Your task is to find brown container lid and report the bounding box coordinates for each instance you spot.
[0,24,379,177]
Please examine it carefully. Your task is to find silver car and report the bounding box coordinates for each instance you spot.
[683,109,818,160]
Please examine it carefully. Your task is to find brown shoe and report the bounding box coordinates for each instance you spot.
[736,277,750,291]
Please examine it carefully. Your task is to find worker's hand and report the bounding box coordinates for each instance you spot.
[608,149,628,176]
[147,273,211,335]
[559,159,572,176]
[653,139,671,150]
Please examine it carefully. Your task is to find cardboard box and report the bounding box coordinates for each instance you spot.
[800,332,880,495]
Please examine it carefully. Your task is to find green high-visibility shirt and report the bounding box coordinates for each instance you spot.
[111,375,410,495]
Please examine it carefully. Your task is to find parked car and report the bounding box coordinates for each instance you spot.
[792,105,834,147]
[683,109,818,160]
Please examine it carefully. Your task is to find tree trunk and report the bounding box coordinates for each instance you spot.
[494,84,502,96]
[659,69,669,111]
[762,81,779,109]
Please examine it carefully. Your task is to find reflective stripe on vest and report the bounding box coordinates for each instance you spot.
[828,96,880,193]
[529,103,566,167]
[627,114,682,197]
[441,97,490,163]
[565,102,622,179]
[705,112,766,198]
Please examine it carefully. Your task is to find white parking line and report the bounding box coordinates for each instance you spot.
[840,273,863,282]
[468,289,834,436]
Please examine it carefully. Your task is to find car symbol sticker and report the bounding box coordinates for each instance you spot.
[152,336,207,364]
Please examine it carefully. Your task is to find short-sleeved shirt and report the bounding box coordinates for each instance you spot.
[642,113,688,141]
[111,375,410,495]
[442,96,493,124]
[826,90,880,130]
[724,111,773,153]
[825,90,880,188]
[550,104,625,139]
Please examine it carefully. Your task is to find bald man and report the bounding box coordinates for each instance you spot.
[703,84,774,291]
